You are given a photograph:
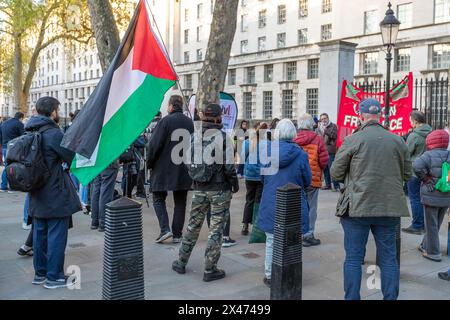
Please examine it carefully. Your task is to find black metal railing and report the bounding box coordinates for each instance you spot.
[352,78,449,129]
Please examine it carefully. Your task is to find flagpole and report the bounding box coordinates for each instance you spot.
[144,0,192,119]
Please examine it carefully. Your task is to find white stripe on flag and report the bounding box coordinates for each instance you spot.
[103,48,147,126]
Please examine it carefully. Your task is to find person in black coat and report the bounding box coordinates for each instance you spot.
[25,97,82,289]
[1,112,24,191]
[147,95,194,244]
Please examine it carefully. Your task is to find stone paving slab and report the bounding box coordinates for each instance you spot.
[0,180,449,300]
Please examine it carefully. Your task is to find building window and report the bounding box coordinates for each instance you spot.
[364,10,378,34]
[432,43,450,69]
[278,5,286,24]
[362,52,378,75]
[282,90,294,119]
[321,24,332,41]
[185,74,193,89]
[258,10,266,28]
[435,0,450,23]
[243,92,253,119]
[322,0,332,13]
[228,69,236,85]
[184,51,190,63]
[184,29,189,44]
[185,8,189,21]
[197,3,203,19]
[197,49,203,61]
[286,62,297,81]
[241,14,248,32]
[397,3,412,29]
[246,66,255,84]
[258,36,266,52]
[263,91,273,120]
[299,0,308,18]
[264,64,273,82]
[241,40,248,54]
[308,59,319,79]
[395,48,411,72]
[197,26,202,42]
[306,89,319,116]
[277,33,286,49]
[298,29,308,44]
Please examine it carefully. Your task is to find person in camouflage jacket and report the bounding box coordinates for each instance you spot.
[172,103,239,282]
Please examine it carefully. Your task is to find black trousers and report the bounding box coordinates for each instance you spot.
[242,180,263,224]
[152,190,188,238]
[25,226,33,247]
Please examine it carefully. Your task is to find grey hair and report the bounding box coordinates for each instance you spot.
[275,118,297,141]
[297,113,315,130]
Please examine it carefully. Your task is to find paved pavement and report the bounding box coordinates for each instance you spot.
[0,179,449,300]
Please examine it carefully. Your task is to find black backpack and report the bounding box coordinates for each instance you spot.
[185,131,224,183]
[5,125,52,192]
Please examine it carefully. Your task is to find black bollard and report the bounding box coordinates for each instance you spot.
[270,183,302,300]
[102,197,145,300]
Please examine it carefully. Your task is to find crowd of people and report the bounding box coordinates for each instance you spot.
[1,94,449,298]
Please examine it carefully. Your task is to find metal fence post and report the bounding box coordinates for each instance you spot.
[270,183,303,300]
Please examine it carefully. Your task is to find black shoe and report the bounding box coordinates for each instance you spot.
[90,224,98,230]
[263,277,271,287]
[135,193,146,199]
[438,272,450,281]
[155,231,173,243]
[402,226,424,235]
[17,246,33,257]
[203,267,226,282]
[241,224,249,236]
[303,237,321,247]
[98,226,105,232]
[172,260,186,274]
[321,186,332,190]
[222,237,237,248]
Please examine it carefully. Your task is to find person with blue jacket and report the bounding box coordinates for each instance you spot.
[257,119,311,287]
[241,122,268,236]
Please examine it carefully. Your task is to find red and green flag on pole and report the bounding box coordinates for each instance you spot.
[61,0,177,185]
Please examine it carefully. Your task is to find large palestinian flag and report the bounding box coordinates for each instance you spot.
[61,0,177,185]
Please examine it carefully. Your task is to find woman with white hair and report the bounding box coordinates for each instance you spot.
[256,119,311,287]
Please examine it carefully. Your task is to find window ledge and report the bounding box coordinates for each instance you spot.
[420,68,450,74]
[278,80,300,84]
[240,83,257,87]
[354,73,383,79]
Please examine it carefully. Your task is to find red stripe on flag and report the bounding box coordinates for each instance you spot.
[132,1,177,81]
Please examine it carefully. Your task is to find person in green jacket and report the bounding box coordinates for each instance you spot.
[331,98,412,300]
[402,111,432,235]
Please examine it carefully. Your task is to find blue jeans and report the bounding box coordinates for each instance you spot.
[264,232,274,280]
[23,194,29,224]
[91,166,118,228]
[33,217,70,281]
[407,176,424,230]
[323,153,340,189]
[341,216,400,300]
[1,146,9,190]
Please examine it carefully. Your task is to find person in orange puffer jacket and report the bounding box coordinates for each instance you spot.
[294,114,329,247]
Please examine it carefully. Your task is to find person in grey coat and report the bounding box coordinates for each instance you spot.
[413,129,450,262]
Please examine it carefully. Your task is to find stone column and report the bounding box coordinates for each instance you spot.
[318,41,358,122]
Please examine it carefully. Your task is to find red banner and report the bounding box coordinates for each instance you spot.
[337,72,413,147]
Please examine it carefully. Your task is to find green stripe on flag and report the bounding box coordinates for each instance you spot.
[71,74,175,185]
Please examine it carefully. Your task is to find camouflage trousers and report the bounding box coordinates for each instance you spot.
[178,190,231,271]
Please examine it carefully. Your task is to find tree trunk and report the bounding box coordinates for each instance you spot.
[196,0,239,111]
[87,0,120,72]
[13,34,24,114]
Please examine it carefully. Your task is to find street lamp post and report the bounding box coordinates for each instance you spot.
[380,2,401,129]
